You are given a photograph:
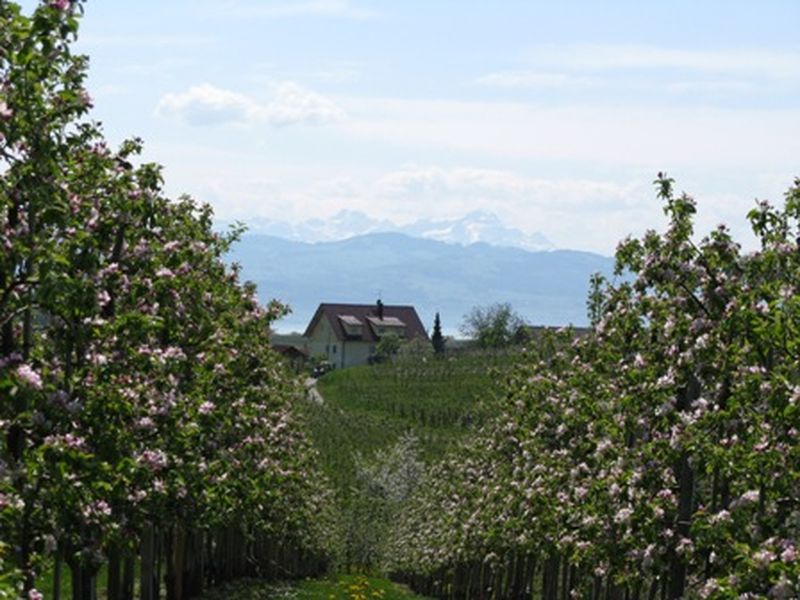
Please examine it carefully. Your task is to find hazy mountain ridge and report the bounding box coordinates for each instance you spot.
[228,232,614,335]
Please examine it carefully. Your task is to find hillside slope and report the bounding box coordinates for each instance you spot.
[228,232,615,333]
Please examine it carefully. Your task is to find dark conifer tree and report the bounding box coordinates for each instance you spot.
[431,312,445,355]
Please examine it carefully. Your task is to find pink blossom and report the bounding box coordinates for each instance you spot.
[93,500,111,516]
[136,416,154,430]
[91,142,108,156]
[155,267,174,278]
[770,577,794,600]
[593,565,607,577]
[129,489,147,503]
[657,488,674,501]
[737,489,760,506]
[87,207,100,230]
[97,290,111,307]
[710,509,731,524]
[28,589,44,600]
[90,353,108,366]
[675,537,694,556]
[162,346,185,360]
[0,101,12,119]
[199,401,214,415]
[781,546,796,563]
[698,580,720,599]
[137,449,168,471]
[78,89,93,108]
[752,549,775,568]
[614,507,633,524]
[82,499,111,521]
[63,433,86,450]
[16,364,43,389]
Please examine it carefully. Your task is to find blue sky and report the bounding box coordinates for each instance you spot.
[22,0,800,253]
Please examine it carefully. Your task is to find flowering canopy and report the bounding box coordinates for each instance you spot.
[388,176,800,599]
[0,2,334,597]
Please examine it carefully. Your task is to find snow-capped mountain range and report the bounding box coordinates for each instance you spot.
[232,210,554,252]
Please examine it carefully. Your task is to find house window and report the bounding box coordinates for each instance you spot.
[332,345,337,354]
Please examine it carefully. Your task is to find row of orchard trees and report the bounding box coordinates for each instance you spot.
[0,2,334,599]
[387,176,800,599]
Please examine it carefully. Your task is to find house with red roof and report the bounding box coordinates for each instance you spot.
[303,300,429,369]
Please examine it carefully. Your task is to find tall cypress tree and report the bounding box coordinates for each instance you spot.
[431,312,445,355]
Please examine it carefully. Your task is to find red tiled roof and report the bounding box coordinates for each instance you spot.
[304,303,429,343]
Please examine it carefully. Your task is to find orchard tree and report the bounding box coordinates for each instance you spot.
[374,332,401,363]
[1,0,96,591]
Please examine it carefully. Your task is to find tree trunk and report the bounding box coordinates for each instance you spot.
[53,552,62,600]
[107,545,122,600]
[669,376,700,599]
[122,554,135,600]
[140,525,156,600]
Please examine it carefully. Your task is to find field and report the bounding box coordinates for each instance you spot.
[302,349,520,489]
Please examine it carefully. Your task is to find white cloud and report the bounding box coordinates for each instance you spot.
[155,82,345,126]
[156,84,257,126]
[369,166,648,249]
[263,82,346,125]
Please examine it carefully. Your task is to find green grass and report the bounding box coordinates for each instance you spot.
[198,575,430,600]
[35,559,109,599]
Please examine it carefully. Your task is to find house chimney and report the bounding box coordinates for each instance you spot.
[376,299,384,319]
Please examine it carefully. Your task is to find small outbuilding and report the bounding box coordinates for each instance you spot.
[272,344,309,372]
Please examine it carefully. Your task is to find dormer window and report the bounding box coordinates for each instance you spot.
[366,316,406,338]
[338,315,364,338]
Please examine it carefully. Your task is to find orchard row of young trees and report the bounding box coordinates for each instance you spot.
[386,176,800,599]
[1,2,334,599]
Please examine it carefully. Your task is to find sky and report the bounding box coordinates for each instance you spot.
[20,0,800,254]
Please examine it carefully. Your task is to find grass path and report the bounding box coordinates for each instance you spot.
[198,575,430,600]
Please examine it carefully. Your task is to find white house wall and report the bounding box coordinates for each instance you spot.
[307,316,377,369]
[307,317,339,366]
[340,341,374,369]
